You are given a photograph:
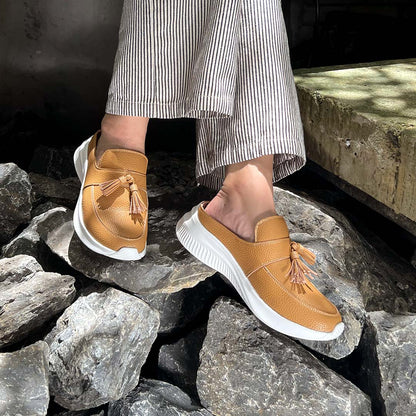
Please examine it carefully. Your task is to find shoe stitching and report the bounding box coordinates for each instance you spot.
[84,183,148,194]
[246,256,290,279]
[262,265,339,317]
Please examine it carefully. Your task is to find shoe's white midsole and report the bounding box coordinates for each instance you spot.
[72,134,146,261]
[176,203,345,341]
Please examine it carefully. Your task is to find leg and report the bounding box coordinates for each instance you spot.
[175,0,344,341]
[197,0,306,242]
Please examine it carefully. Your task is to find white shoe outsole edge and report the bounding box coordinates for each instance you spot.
[176,203,345,341]
[72,134,146,261]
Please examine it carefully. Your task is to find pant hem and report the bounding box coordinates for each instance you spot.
[105,95,234,119]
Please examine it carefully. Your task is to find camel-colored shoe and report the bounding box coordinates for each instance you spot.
[73,130,148,260]
[176,201,344,341]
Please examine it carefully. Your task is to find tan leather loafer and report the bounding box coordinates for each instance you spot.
[73,130,148,260]
[176,201,344,341]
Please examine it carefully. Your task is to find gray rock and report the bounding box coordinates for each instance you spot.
[29,172,79,210]
[29,145,77,180]
[0,340,50,416]
[0,163,32,243]
[197,297,372,416]
[40,205,216,296]
[0,255,76,348]
[273,186,416,313]
[0,251,42,277]
[44,287,160,410]
[273,186,416,358]
[361,311,416,416]
[108,378,212,416]
[2,206,68,259]
[158,325,206,398]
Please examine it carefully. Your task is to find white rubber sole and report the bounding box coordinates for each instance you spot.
[72,134,146,261]
[176,203,345,341]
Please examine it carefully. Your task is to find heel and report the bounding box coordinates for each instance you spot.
[73,136,91,182]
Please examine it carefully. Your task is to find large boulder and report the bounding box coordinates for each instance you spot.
[44,286,160,410]
[0,254,76,348]
[360,311,416,416]
[0,341,50,416]
[0,162,32,243]
[273,186,416,313]
[2,208,57,259]
[29,172,79,210]
[38,205,215,295]
[273,186,416,358]
[197,297,372,416]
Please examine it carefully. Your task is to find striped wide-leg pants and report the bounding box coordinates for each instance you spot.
[105,0,306,190]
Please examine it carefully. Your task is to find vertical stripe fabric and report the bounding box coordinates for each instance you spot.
[105,0,306,190]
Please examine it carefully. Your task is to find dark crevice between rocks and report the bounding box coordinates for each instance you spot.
[47,400,108,416]
[140,273,242,405]
[4,219,31,246]
[34,240,100,297]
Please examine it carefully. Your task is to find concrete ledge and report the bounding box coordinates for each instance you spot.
[294,58,416,236]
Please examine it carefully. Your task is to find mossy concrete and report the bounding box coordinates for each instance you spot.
[294,58,416,236]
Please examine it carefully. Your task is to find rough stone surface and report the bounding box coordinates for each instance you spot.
[29,172,79,210]
[274,186,416,311]
[197,297,372,416]
[294,58,416,234]
[0,341,50,416]
[361,311,416,416]
[29,145,77,180]
[108,378,212,416]
[0,254,76,347]
[44,286,160,410]
[2,206,69,259]
[138,274,231,335]
[158,325,207,398]
[0,162,32,243]
[40,204,216,296]
[273,186,416,357]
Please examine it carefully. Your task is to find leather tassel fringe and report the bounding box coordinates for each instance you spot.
[99,177,124,196]
[98,174,147,217]
[129,184,147,215]
[286,241,318,285]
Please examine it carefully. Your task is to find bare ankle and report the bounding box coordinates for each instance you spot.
[205,184,276,242]
[96,114,149,161]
